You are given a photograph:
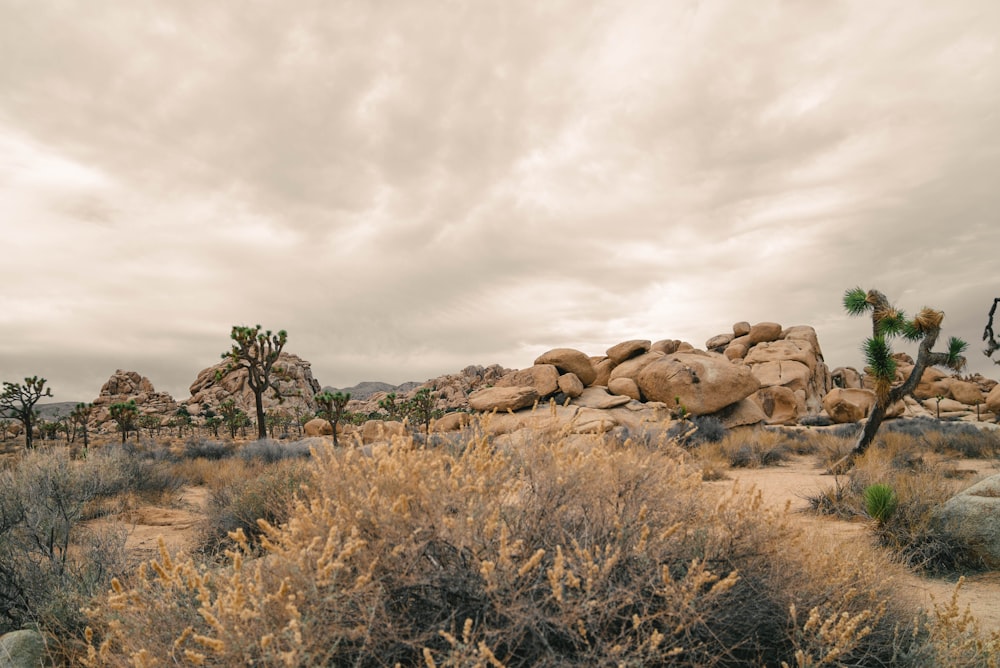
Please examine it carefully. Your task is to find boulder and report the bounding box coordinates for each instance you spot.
[432,412,470,432]
[831,367,863,389]
[650,339,682,355]
[0,629,45,667]
[705,333,733,351]
[710,398,766,428]
[570,387,632,410]
[745,340,817,371]
[921,397,970,414]
[749,386,800,425]
[495,364,560,398]
[783,325,824,357]
[747,322,783,345]
[932,474,1000,568]
[636,353,761,416]
[592,358,615,387]
[606,340,651,365]
[949,380,985,406]
[90,369,180,432]
[987,384,1000,415]
[469,386,539,412]
[724,343,748,361]
[534,348,597,386]
[557,373,585,398]
[913,367,952,400]
[303,418,333,437]
[822,388,875,424]
[609,351,664,383]
[733,321,751,337]
[750,360,812,394]
[361,420,407,443]
[608,377,642,401]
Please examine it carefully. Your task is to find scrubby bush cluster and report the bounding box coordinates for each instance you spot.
[0,448,158,638]
[79,431,972,667]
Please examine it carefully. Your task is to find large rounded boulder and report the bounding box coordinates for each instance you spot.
[636,353,760,415]
[534,348,597,386]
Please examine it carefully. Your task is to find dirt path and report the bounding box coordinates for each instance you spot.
[120,486,210,563]
[716,456,1000,634]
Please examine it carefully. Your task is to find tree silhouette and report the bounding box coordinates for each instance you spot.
[0,376,52,449]
[222,325,287,440]
[315,391,351,447]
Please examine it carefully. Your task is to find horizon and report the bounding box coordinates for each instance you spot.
[4,2,1000,401]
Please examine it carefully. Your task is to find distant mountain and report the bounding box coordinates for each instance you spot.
[30,402,80,419]
[322,380,421,401]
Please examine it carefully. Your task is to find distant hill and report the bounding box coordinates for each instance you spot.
[30,402,80,419]
[321,380,421,401]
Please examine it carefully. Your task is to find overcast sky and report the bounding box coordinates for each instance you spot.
[2,1,999,403]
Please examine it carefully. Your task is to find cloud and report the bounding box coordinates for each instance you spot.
[1,0,999,401]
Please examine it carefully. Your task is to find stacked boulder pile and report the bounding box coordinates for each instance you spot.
[459,322,833,438]
[823,353,999,424]
[89,370,179,433]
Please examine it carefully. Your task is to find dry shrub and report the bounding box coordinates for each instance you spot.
[199,458,311,555]
[805,434,986,573]
[698,427,791,468]
[74,428,949,667]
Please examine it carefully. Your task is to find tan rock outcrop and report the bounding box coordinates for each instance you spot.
[986,384,1000,415]
[468,386,539,412]
[534,348,597,386]
[949,380,985,406]
[831,367,863,389]
[495,365,560,398]
[705,333,733,351]
[823,388,876,424]
[609,351,664,383]
[608,377,642,401]
[747,322,783,345]
[186,352,321,417]
[90,370,179,431]
[557,373,585,398]
[749,386,800,425]
[304,418,333,437]
[636,353,760,415]
[592,358,615,387]
[606,340,651,365]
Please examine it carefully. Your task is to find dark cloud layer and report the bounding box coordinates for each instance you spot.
[2,1,999,401]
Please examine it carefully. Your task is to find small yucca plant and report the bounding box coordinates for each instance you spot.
[863,483,898,525]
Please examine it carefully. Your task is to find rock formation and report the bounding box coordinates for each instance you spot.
[932,474,1000,569]
[90,370,179,432]
[185,352,321,418]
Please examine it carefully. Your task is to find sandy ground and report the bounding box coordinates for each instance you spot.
[717,455,1000,634]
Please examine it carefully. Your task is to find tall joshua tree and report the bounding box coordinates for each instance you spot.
[315,391,351,447]
[0,376,52,449]
[223,325,288,440]
[831,288,967,473]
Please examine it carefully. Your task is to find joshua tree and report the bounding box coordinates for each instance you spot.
[222,325,288,440]
[406,387,442,441]
[315,391,352,447]
[984,297,1000,364]
[217,399,245,440]
[831,288,967,473]
[0,376,52,449]
[109,400,139,444]
[70,403,94,449]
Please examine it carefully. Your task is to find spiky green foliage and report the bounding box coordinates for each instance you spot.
[863,337,896,382]
[0,376,53,450]
[843,287,870,315]
[876,309,908,337]
[946,337,969,369]
[222,325,288,440]
[863,484,898,525]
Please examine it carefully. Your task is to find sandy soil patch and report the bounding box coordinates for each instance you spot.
[717,455,1000,634]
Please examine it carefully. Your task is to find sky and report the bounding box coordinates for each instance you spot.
[2,1,999,403]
